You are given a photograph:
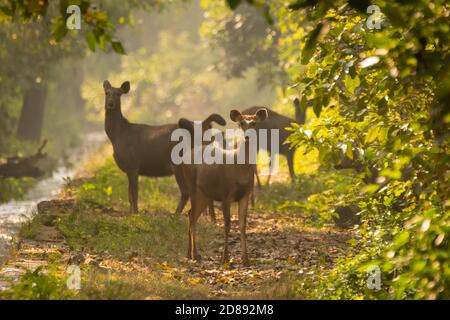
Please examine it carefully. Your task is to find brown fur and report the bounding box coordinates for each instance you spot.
[180,108,268,265]
[103,80,225,214]
[242,101,303,185]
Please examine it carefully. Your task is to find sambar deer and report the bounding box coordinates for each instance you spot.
[242,98,307,186]
[103,80,226,214]
[180,108,268,266]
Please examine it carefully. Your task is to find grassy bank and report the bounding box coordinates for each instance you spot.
[1,149,356,299]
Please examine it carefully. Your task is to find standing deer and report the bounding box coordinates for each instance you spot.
[180,108,268,265]
[242,98,306,186]
[103,80,226,214]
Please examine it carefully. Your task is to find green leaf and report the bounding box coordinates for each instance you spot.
[344,75,360,95]
[299,96,308,111]
[112,41,126,55]
[365,126,380,144]
[86,32,97,52]
[52,18,68,42]
[345,143,354,160]
[394,231,410,249]
[322,93,330,108]
[226,0,242,10]
[301,23,323,65]
[313,99,322,117]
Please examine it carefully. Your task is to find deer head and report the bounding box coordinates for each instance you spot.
[103,80,130,110]
[230,108,268,134]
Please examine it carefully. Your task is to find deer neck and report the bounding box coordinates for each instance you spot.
[235,137,257,170]
[105,105,127,142]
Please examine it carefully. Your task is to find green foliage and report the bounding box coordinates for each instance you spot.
[200,0,279,84]
[0,177,34,203]
[0,0,177,53]
[0,266,73,300]
[256,169,362,226]
[219,0,450,299]
[0,0,184,181]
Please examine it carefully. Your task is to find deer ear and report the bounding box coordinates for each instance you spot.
[178,118,194,134]
[256,108,268,121]
[203,113,226,128]
[230,110,242,122]
[103,80,111,90]
[120,81,130,94]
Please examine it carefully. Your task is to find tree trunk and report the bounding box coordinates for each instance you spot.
[16,84,47,141]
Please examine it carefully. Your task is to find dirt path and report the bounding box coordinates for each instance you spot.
[183,211,351,297]
[0,190,352,298]
[0,145,354,298]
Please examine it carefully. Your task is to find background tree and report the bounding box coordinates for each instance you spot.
[0,0,184,145]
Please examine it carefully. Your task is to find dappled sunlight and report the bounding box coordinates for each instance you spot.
[0,0,447,303]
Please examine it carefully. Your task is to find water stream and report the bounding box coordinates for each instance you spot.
[0,132,106,264]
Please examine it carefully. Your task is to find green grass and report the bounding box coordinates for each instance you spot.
[19,210,57,240]
[58,209,217,261]
[77,158,180,213]
[10,152,358,299]
[11,157,220,299]
[255,147,360,222]
[58,158,219,261]
[255,168,362,225]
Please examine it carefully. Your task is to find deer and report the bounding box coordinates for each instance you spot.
[242,98,307,186]
[103,80,226,214]
[179,108,268,266]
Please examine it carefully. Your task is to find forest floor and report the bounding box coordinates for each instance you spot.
[0,144,356,299]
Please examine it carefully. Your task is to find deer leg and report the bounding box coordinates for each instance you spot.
[174,169,189,215]
[127,181,133,212]
[255,168,262,189]
[222,201,231,263]
[176,193,189,215]
[287,152,295,181]
[127,172,138,214]
[238,194,250,266]
[187,208,192,257]
[207,200,216,223]
[250,190,255,210]
[188,191,208,261]
[266,158,272,185]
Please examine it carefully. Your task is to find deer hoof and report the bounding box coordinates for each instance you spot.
[187,252,202,261]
